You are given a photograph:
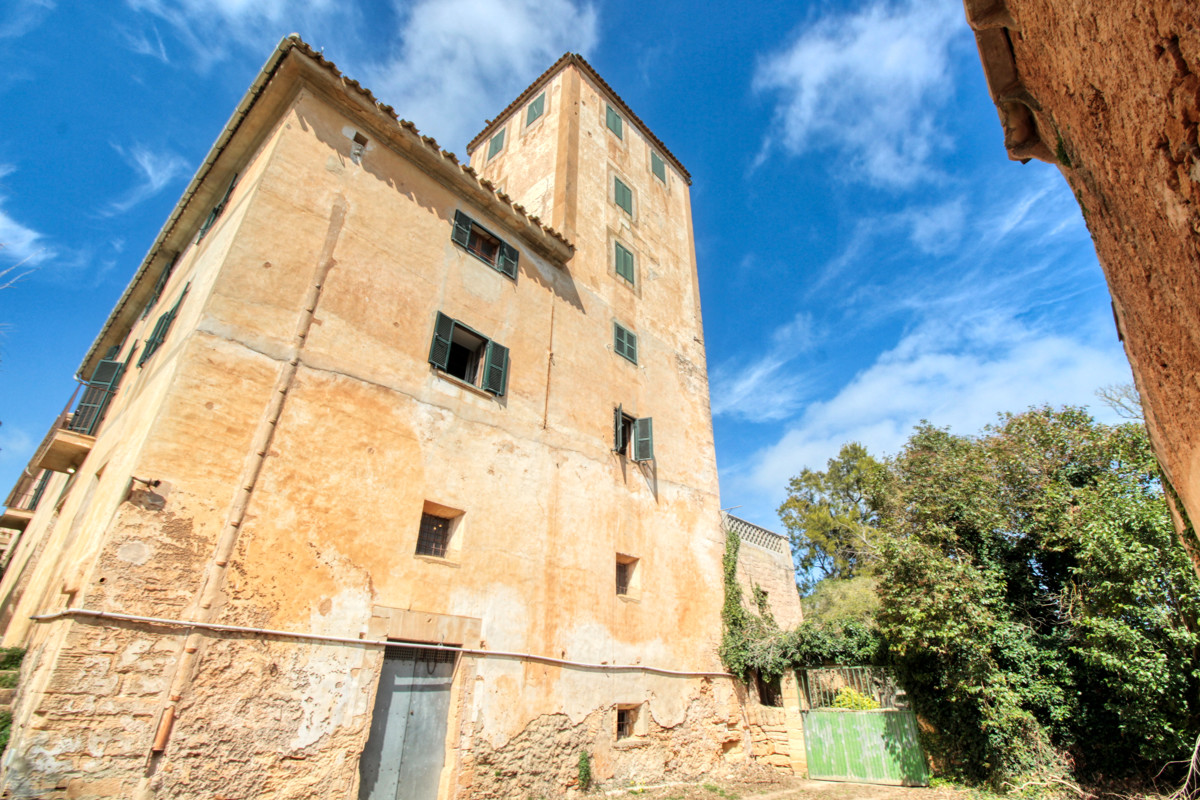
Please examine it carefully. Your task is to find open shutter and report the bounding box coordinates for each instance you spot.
[483,340,509,396]
[70,355,127,435]
[197,174,239,241]
[497,242,519,278]
[142,254,178,319]
[613,405,624,453]
[451,211,473,248]
[428,312,456,370]
[633,417,654,462]
[139,284,189,367]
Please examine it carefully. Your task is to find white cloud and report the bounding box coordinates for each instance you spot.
[127,0,598,154]
[0,0,54,40]
[711,312,816,423]
[362,0,599,151]
[103,144,191,216]
[753,0,967,187]
[727,313,1132,524]
[904,198,965,255]
[0,166,52,269]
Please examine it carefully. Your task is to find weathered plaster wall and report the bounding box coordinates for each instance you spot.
[735,539,803,630]
[965,0,1200,568]
[2,54,733,799]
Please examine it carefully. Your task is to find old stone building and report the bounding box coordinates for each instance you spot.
[964,0,1200,568]
[0,37,809,799]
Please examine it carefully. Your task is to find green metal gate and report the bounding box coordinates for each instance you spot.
[802,709,929,785]
[800,667,929,786]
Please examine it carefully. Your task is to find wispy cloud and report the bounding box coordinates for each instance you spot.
[0,0,55,40]
[102,144,191,216]
[362,0,599,151]
[733,313,1131,513]
[711,312,817,423]
[752,0,967,187]
[0,165,53,269]
[118,22,169,63]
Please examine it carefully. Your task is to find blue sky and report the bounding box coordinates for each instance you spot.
[0,0,1131,530]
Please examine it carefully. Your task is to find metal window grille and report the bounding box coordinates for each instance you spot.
[616,561,630,595]
[616,708,635,739]
[416,513,451,558]
[801,666,907,710]
[383,644,458,664]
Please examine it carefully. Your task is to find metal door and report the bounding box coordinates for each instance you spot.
[802,709,929,786]
[359,646,457,800]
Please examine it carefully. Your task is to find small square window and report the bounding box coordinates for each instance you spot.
[614,177,633,215]
[429,312,511,396]
[613,406,654,462]
[488,128,506,160]
[616,555,639,597]
[606,104,623,139]
[526,92,546,126]
[651,151,666,182]
[416,512,452,558]
[616,707,637,740]
[614,241,635,284]
[613,322,638,365]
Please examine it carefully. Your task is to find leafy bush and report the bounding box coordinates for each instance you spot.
[0,649,24,671]
[831,687,879,710]
[576,750,591,792]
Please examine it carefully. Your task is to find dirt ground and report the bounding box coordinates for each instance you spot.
[597,772,971,800]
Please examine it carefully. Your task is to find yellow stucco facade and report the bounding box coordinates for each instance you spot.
[0,39,791,799]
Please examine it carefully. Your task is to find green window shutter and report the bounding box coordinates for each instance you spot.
[606,105,623,139]
[497,242,519,279]
[614,323,637,364]
[614,177,633,215]
[70,355,128,435]
[613,404,624,452]
[452,210,473,248]
[139,285,189,367]
[197,173,239,241]
[633,417,654,462]
[483,340,509,396]
[614,242,634,283]
[488,129,506,159]
[428,312,456,370]
[651,152,666,182]
[526,92,545,125]
[142,254,178,319]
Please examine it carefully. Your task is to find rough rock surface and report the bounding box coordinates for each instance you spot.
[967,0,1200,567]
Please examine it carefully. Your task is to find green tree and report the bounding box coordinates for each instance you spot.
[876,408,1200,785]
[777,442,885,591]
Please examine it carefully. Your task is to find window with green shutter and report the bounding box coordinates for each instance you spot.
[138,284,190,368]
[606,104,623,139]
[614,241,635,284]
[526,92,546,126]
[451,210,519,280]
[488,128,506,160]
[651,151,666,182]
[142,253,178,319]
[428,311,510,397]
[613,405,654,462]
[197,174,238,241]
[613,322,637,364]
[614,177,633,215]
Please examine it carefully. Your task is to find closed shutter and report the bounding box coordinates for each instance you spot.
[142,254,178,319]
[526,92,545,125]
[606,105,623,138]
[497,242,519,279]
[451,211,473,248]
[614,323,637,364]
[615,242,634,283]
[651,152,666,182]
[633,417,654,462]
[482,340,509,396]
[488,129,506,159]
[428,312,456,370]
[614,178,633,214]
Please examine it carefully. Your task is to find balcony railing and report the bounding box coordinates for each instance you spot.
[722,511,790,556]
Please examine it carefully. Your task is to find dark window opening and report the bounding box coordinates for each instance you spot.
[416,513,452,558]
[616,561,630,595]
[351,132,368,164]
[755,672,783,707]
[446,326,487,384]
[467,227,501,264]
[616,707,636,740]
[612,405,654,462]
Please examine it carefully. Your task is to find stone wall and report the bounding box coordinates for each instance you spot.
[965,0,1200,569]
